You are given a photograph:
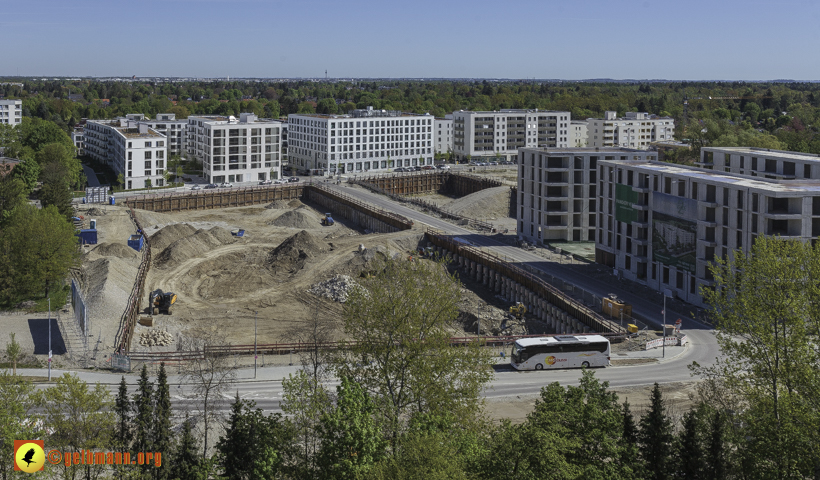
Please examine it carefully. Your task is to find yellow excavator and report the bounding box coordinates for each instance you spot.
[149,289,177,315]
[509,302,527,320]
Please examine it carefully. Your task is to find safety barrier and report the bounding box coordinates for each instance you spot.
[113,206,152,354]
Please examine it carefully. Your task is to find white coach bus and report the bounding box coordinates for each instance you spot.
[510,335,611,370]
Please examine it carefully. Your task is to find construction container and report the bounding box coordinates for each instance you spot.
[602,296,632,319]
[76,229,98,245]
[109,196,116,205]
[627,324,639,334]
[231,229,245,237]
[663,324,676,336]
[128,234,144,252]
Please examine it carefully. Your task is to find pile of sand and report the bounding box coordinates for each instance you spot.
[151,224,198,252]
[266,230,327,274]
[86,207,107,216]
[269,209,319,229]
[264,200,292,209]
[154,226,235,269]
[445,186,512,220]
[185,247,276,299]
[80,257,139,333]
[90,243,139,260]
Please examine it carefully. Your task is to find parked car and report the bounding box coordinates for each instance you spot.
[422,165,435,170]
[259,179,272,185]
[394,167,405,172]
[490,161,498,165]
[191,185,202,190]
[220,182,233,188]
[272,179,286,185]
[413,166,422,171]
[437,164,451,170]
[288,177,300,182]
[205,183,218,189]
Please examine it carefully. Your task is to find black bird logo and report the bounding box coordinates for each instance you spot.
[22,448,36,466]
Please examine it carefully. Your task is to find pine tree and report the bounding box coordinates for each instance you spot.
[705,411,726,480]
[133,364,154,454]
[114,376,131,451]
[639,383,673,480]
[621,399,642,475]
[153,363,172,480]
[674,409,704,480]
[170,413,206,480]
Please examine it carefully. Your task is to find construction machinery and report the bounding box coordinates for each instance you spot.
[322,213,335,226]
[149,289,177,315]
[509,302,527,320]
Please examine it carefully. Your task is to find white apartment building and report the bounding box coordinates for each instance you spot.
[186,113,282,184]
[571,121,588,147]
[587,111,675,150]
[596,159,820,307]
[699,146,820,180]
[84,119,168,190]
[0,99,22,126]
[71,127,84,156]
[125,114,187,156]
[288,107,435,175]
[517,148,657,243]
[453,109,571,163]
[434,114,454,157]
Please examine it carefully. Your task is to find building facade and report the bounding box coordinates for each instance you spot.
[699,146,820,179]
[570,121,588,147]
[587,112,675,149]
[0,99,22,126]
[517,148,657,243]
[124,114,188,156]
[596,159,820,307]
[71,127,85,156]
[186,113,283,184]
[434,114,454,158]
[84,119,168,190]
[453,109,571,163]
[288,107,435,175]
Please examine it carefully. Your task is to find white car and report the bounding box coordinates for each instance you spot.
[436,164,451,170]
[272,179,286,185]
[191,185,202,190]
[219,182,233,188]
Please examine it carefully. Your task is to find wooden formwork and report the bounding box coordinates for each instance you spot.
[123,185,304,212]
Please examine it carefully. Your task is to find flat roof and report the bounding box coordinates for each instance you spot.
[115,127,164,139]
[703,146,820,162]
[521,147,650,154]
[602,159,820,194]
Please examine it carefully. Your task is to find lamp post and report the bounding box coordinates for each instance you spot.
[48,298,52,380]
[254,311,258,379]
[662,289,673,358]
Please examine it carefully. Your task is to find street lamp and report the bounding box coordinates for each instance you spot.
[254,311,258,379]
[662,288,673,358]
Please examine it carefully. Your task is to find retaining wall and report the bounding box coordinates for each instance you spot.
[303,184,413,233]
[425,228,622,334]
[123,184,304,212]
[353,172,504,197]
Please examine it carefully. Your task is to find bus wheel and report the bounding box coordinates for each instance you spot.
[582,361,590,368]
[535,364,543,370]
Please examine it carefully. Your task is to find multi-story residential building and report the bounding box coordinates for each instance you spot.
[453,109,571,163]
[125,114,188,156]
[0,99,22,126]
[84,119,168,190]
[596,159,820,307]
[587,111,675,150]
[71,127,85,156]
[288,107,435,175]
[570,121,588,147]
[517,148,657,243]
[186,113,283,184]
[699,146,820,179]
[434,114,454,158]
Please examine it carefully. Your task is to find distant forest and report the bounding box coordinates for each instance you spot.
[4,79,820,158]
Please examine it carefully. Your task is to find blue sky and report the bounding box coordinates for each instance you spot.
[3,0,820,80]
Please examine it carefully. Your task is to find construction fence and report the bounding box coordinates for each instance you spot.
[113,206,152,354]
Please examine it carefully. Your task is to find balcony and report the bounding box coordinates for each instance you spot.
[699,238,717,247]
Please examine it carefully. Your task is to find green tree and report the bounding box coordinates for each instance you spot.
[38,164,73,220]
[37,373,114,480]
[19,116,75,153]
[638,383,673,480]
[35,142,81,188]
[216,395,297,480]
[337,257,493,447]
[366,430,469,480]
[317,376,386,480]
[316,98,339,114]
[4,333,21,376]
[282,369,331,477]
[0,175,26,225]
[170,413,209,480]
[674,408,705,480]
[117,173,125,191]
[133,364,154,456]
[0,205,79,301]
[153,363,172,480]
[9,159,40,193]
[698,236,820,477]
[113,376,131,480]
[0,371,39,480]
[145,179,152,190]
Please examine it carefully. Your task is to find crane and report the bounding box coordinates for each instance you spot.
[682,95,772,134]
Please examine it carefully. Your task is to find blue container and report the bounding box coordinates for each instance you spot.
[127,234,144,252]
[82,197,87,204]
[76,229,98,245]
[109,196,116,205]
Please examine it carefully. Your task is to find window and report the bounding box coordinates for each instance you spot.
[145,151,152,160]
[145,141,152,147]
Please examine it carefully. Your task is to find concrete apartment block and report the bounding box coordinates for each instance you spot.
[587,111,675,150]
[699,146,820,179]
[85,119,168,189]
[0,99,22,126]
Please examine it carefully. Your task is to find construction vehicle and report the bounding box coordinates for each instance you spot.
[149,289,177,315]
[509,302,527,320]
[322,213,335,226]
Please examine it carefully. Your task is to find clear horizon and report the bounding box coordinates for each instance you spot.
[3,0,818,80]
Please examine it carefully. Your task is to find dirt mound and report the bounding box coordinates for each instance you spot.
[80,257,138,329]
[86,207,107,216]
[266,230,327,274]
[445,186,511,220]
[151,224,198,252]
[154,227,235,269]
[264,200,292,209]
[341,245,396,277]
[180,247,276,300]
[91,243,139,260]
[269,209,319,229]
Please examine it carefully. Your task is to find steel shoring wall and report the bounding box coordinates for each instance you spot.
[123,184,304,212]
[303,184,413,232]
[425,228,623,334]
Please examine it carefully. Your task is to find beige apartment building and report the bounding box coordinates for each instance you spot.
[587,111,675,149]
